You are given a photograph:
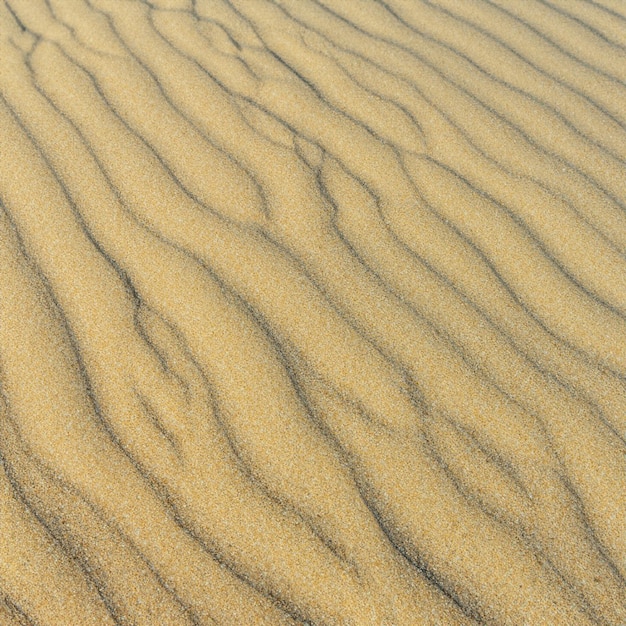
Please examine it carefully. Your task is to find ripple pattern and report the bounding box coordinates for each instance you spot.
[0,1,625,624]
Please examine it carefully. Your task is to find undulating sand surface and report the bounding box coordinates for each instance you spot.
[0,1,625,624]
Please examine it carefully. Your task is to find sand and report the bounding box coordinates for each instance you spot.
[0,0,625,624]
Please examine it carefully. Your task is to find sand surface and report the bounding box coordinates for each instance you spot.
[0,1,625,624]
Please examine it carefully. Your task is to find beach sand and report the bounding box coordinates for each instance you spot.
[0,1,625,623]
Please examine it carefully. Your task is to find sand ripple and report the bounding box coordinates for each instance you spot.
[0,1,625,624]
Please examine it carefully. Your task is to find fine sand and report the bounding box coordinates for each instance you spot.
[0,1,625,624]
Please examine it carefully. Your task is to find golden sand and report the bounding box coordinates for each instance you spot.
[0,0,625,624]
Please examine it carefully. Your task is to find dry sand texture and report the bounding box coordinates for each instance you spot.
[0,0,626,624]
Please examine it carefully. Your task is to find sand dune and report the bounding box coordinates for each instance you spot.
[0,1,625,624]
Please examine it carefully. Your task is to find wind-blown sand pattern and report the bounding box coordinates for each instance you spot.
[0,0,625,624]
